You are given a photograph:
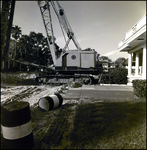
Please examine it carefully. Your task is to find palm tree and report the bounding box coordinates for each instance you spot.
[11,25,21,68]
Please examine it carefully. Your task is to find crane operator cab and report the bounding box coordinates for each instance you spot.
[55,49,98,74]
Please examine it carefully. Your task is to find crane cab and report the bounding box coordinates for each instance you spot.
[55,49,97,74]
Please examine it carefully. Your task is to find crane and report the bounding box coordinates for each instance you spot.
[1,1,102,84]
[38,1,82,64]
[37,1,99,76]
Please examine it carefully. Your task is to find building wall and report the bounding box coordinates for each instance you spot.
[118,14,146,86]
[127,46,146,85]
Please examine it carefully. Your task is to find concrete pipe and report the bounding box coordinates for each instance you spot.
[38,93,63,111]
[1,101,34,149]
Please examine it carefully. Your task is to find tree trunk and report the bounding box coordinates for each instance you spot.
[13,40,16,67]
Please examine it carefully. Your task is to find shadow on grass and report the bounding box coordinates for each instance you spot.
[31,103,75,149]
[69,101,146,148]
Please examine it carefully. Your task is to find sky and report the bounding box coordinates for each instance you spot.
[12,1,146,62]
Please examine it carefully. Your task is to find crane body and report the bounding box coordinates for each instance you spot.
[55,49,97,73]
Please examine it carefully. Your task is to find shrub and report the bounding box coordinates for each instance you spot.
[99,68,128,84]
[109,68,128,84]
[99,73,110,84]
[132,79,146,98]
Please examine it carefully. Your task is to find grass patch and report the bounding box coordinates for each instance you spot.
[69,101,146,149]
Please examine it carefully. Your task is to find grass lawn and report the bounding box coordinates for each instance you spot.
[69,101,146,149]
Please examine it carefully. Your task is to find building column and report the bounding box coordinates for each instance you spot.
[135,52,139,76]
[128,52,132,76]
[142,44,146,79]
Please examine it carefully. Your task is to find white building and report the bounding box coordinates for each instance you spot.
[118,14,146,85]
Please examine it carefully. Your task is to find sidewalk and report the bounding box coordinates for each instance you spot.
[63,84,134,100]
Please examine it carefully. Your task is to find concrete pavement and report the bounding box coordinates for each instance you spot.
[62,84,134,100]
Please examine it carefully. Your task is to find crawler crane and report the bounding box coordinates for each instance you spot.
[1,1,102,85]
[36,1,101,84]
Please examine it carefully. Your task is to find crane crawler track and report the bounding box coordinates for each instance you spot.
[35,74,94,85]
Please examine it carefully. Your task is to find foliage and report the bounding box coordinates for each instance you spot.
[11,25,22,67]
[100,68,128,84]
[99,73,110,84]
[2,25,54,72]
[114,57,128,68]
[99,56,112,63]
[21,31,52,65]
[132,79,146,98]
[11,25,21,40]
[84,48,96,51]
[109,68,128,84]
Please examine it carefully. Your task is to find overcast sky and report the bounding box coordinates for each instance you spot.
[12,1,146,61]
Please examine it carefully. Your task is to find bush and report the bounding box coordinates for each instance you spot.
[109,68,128,84]
[132,79,146,98]
[99,68,128,84]
[99,73,110,84]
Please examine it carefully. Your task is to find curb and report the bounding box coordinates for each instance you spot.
[100,84,132,86]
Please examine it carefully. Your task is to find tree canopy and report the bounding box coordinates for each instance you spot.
[4,25,54,71]
[114,57,128,68]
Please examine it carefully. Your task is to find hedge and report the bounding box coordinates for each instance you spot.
[99,73,110,84]
[100,68,128,84]
[109,68,128,84]
[132,79,146,98]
